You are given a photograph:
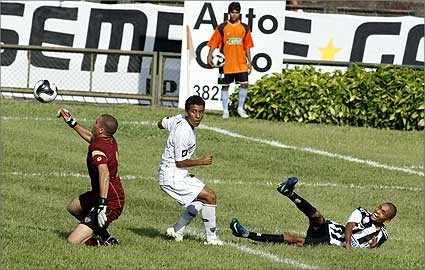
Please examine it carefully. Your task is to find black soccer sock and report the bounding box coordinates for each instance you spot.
[287,192,317,217]
[247,232,285,243]
[97,228,111,241]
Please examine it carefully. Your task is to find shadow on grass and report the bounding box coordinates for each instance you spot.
[128,227,202,242]
[129,227,164,239]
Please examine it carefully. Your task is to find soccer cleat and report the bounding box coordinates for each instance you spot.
[166,227,183,242]
[203,238,224,246]
[84,237,101,246]
[102,236,120,246]
[277,177,298,196]
[230,218,250,237]
[222,110,229,119]
[237,108,249,118]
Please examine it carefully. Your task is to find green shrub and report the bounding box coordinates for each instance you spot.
[229,65,424,130]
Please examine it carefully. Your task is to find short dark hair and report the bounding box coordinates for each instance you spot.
[100,114,118,135]
[185,95,205,111]
[384,202,397,219]
[228,2,241,13]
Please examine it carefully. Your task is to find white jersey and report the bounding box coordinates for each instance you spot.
[158,114,196,185]
[328,207,388,248]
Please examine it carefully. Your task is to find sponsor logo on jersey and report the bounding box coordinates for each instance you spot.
[351,236,360,247]
[226,38,242,45]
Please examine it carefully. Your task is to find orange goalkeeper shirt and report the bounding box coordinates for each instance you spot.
[208,21,254,74]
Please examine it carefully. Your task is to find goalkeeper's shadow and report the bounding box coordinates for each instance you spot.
[128,226,163,239]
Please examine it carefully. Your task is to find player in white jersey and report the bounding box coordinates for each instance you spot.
[230,177,397,249]
[157,95,223,245]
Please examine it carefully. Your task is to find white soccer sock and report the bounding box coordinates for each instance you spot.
[221,90,229,112]
[238,87,248,109]
[174,201,203,233]
[201,204,218,241]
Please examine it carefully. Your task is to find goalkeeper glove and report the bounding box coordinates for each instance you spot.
[56,108,77,128]
[97,197,108,228]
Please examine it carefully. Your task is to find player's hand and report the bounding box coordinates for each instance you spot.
[97,197,108,228]
[368,236,378,248]
[199,154,213,165]
[57,108,77,128]
[207,56,214,67]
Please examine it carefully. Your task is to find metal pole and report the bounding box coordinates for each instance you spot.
[27,50,31,88]
[89,53,94,92]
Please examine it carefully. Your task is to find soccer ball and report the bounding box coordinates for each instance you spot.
[33,80,58,103]
[211,52,226,68]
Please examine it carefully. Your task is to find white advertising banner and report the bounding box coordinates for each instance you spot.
[179,2,424,110]
[1,1,423,106]
[1,1,184,97]
[282,11,424,65]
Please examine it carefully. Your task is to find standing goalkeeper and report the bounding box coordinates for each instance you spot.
[57,108,125,246]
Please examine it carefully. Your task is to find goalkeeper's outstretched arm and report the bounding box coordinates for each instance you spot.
[57,108,93,143]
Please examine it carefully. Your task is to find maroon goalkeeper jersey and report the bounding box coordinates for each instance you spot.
[87,136,124,205]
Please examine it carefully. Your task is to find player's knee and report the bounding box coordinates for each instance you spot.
[312,211,322,219]
[241,83,248,88]
[309,211,324,224]
[66,234,81,244]
[222,86,229,91]
[66,203,75,215]
[205,189,217,204]
[66,198,81,215]
[187,204,200,217]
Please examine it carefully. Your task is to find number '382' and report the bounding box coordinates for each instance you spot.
[193,85,220,100]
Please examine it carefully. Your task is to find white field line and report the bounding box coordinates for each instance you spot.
[6,171,422,192]
[200,125,424,177]
[3,116,421,177]
[183,227,320,270]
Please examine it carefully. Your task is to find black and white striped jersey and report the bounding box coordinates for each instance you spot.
[327,207,388,248]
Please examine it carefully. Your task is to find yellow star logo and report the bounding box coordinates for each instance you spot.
[318,39,342,61]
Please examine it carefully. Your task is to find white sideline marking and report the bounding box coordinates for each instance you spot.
[183,227,319,270]
[200,125,424,177]
[228,242,319,269]
[6,171,422,192]
[3,116,421,177]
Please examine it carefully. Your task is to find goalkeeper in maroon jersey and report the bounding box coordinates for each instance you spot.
[230,177,397,249]
[57,108,125,246]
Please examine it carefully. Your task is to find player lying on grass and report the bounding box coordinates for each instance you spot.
[230,177,397,249]
[57,108,125,246]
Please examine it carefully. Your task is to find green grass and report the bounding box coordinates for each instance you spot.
[1,99,423,269]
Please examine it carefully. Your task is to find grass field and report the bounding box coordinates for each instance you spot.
[1,99,423,269]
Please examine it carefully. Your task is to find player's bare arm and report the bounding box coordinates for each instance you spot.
[57,108,93,143]
[98,163,110,198]
[344,222,356,249]
[207,46,215,67]
[175,154,213,167]
[73,124,94,143]
[97,163,110,228]
[245,49,252,74]
[157,120,164,129]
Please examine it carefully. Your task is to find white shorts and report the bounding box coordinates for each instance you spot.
[159,174,205,207]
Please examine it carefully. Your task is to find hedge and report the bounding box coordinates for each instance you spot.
[229,65,424,130]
